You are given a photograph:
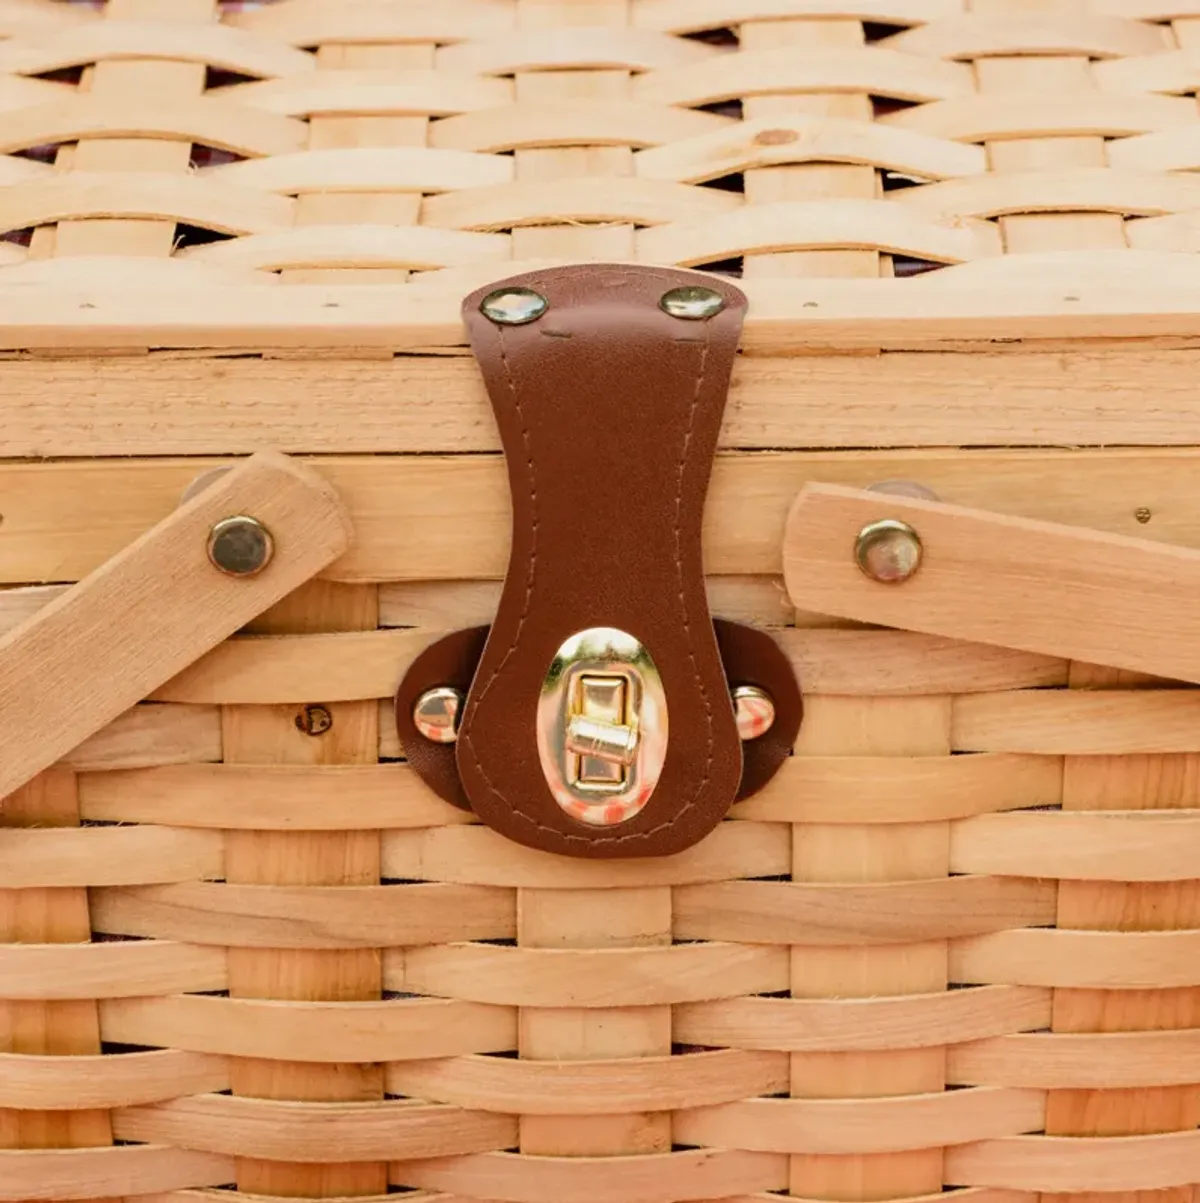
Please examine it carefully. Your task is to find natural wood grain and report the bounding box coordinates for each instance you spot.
[0,450,350,799]
[784,482,1200,685]
[12,449,1200,585]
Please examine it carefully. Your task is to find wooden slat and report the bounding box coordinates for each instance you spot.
[11,449,1200,585]
[784,482,1200,686]
[0,451,350,799]
[100,995,515,1063]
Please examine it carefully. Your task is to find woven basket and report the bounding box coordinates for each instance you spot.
[5,1,1200,1201]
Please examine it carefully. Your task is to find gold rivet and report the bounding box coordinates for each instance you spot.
[660,285,725,320]
[855,518,923,584]
[480,287,548,326]
[733,685,776,741]
[207,516,274,577]
[413,687,465,744]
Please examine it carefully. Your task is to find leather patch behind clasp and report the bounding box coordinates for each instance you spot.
[396,264,800,859]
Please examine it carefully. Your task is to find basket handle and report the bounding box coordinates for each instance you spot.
[0,451,351,801]
[784,482,1199,684]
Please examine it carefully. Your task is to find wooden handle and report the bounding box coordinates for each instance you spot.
[784,482,1200,684]
[0,451,351,801]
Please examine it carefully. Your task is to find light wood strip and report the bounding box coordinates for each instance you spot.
[182,224,510,272]
[635,1,962,33]
[79,763,470,829]
[674,1088,1046,1154]
[0,18,315,76]
[436,26,715,73]
[894,167,1200,217]
[882,92,1195,141]
[950,810,1200,881]
[949,1029,1200,1089]
[1097,46,1200,92]
[732,753,1061,824]
[953,692,1200,755]
[886,13,1167,58]
[0,1050,228,1110]
[0,0,97,34]
[394,1148,788,1203]
[951,929,1200,989]
[635,47,971,106]
[18,348,1200,456]
[0,1146,235,1203]
[673,877,1057,945]
[387,1050,788,1115]
[428,100,730,152]
[381,822,789,888]
[1111,125,1200,170]
[0,941,227,1000]
[112,1096,516,1163]
[91,882,515,948]
[0,451,350,800]
[11,271,1200,351]
[205,146,513,194]
[1128,208,1200,251]
[0,171,293,237]
[226,0,517,44]
[639,198,1001,266]
[675,986,1053,1053]
[785,483,1200,685]
[944,1129,1200,1192]
[422,176,739,230]
[12,449,1200,585]
[64,704,221,772]
[150,626,1062,706]
[223,70,510,118]
[0,96,306,157]
[636,113,985,182]
[0,826,223,888]
[100,995,516,1062]
[398,943,790,1007]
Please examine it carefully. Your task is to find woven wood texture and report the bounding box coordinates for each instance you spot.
[6,1,1200,1203]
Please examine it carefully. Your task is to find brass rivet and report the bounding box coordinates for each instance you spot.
[855,518,923,584]
[733,685,776,741]
[413,687,465,744]
[660,285,725,320]
[480,287,548,326]
[207,515,273,577]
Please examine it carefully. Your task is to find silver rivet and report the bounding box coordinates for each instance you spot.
[733,685,776,741]
[480,287,548,326]
[660,285,725,320]
[207,516,273,577]
[855,519,923,584]
[413,687,465,744]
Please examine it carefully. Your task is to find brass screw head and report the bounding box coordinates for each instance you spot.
[733,685,776,741]
[660,285,725,320]
[207,515,274,577]
[855,518,923,584]
[480,287,548,326]
[413,687,465,744]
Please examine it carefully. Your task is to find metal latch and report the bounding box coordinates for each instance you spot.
[537,628,668,828]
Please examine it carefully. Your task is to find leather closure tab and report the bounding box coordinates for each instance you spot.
[456,264,750,858]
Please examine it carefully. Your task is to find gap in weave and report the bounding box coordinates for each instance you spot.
[693,256,743,279]
[683,27,738,48]
[189,142,246,169]
[173,222,235,251]
[863,21,908,41]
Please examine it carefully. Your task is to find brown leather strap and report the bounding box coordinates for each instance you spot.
[455,264,748,858]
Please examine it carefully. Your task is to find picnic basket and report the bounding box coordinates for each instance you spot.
[6,2,1200,1202]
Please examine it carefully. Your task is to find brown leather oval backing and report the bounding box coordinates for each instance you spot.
[455,264,749,858]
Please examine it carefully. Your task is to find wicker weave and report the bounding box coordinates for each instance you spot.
[5,1,1200,1201]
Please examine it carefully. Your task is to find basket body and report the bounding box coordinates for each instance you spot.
[5,1,1200,1201]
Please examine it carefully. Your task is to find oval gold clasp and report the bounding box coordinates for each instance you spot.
[536,627,668,827]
